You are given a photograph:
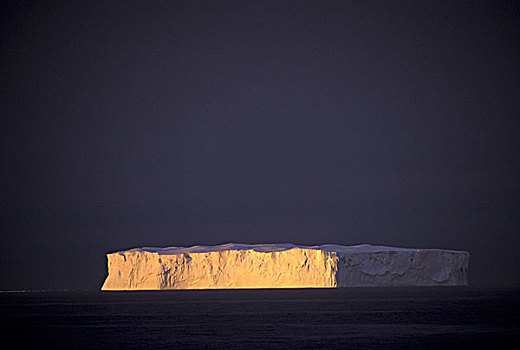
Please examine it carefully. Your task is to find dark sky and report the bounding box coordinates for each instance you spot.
[1,0,519,290]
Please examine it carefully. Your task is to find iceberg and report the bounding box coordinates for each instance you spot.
[101,243,469,290]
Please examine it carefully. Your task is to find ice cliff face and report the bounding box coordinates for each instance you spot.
[101,243,469,290]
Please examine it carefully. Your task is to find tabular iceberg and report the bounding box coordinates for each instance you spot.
[101,243,469,290]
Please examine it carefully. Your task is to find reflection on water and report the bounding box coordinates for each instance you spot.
[1,286,519,349]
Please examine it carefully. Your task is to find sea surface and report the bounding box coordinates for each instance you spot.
[1,286,519,349]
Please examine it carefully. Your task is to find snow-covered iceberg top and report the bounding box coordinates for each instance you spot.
[114,242,467,255]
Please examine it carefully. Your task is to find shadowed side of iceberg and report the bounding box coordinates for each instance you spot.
[335,250,469,287]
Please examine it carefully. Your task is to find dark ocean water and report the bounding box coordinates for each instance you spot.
[1,286,519,349]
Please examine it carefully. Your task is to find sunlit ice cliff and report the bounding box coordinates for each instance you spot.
[101,243,469,291]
